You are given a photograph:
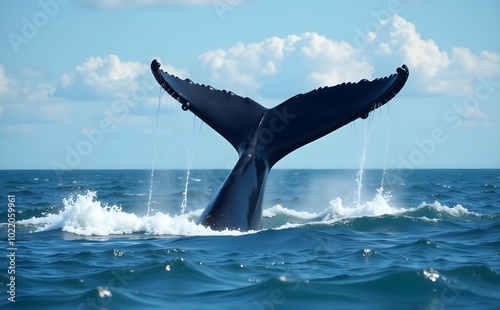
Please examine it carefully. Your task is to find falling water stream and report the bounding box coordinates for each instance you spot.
[148,85,204,217]
[180,116,204,215]
[355,120,373,208]
[147,88,164,216]
[180,148,191,215]
[354,109,392,208]
[380,112,391,188]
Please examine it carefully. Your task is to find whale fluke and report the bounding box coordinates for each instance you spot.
[151,59,409,231]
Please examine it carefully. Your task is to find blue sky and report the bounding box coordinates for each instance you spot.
[1,0,499,170]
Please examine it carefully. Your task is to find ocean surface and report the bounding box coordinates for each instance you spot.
[0,169,499,309]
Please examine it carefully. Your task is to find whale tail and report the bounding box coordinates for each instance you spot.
[151,60,409,167]
[151,59,409,230]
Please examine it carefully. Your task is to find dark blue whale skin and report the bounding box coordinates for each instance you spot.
[151,59,409,231]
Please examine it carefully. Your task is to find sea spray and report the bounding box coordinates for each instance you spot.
[328,188,398,220]
[16,184,481,235]
[20,191,245,236]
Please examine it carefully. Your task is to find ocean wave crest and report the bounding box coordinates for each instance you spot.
[16,188,488,236]
[18,191,244,236]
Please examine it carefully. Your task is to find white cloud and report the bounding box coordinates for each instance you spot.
[449,48,500,77]
[77,54,146,81]
[0,65,18,98]
[376,43,392,55]
[0,64,54,101]
[57,54,149,99]
[60,73,74,88]
[195,15,500,99]
[25,83,55,101]
[389,15,449,77]
[82,0,232,9]
[197,32,373,97]
[298,32,373,86]
[0,65,71,123]
[371,15,500,95]
[198,37,290,92]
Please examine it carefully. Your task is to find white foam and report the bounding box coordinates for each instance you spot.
[273,222,303,230]
[263,204,318,219]
[269,187,409,230]
[264,187,405,223]
[17,188,476,236]
[19,191,247,236]
[420,201,477,216]
[324,187,406,220]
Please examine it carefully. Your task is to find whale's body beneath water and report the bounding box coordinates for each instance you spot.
[151,59,409,231]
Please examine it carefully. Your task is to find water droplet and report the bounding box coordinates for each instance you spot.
[97,287,112,298]
[423,268,440,282]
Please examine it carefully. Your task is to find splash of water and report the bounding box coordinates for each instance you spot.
[16,190,477,235]
[19,191,245,236]
[328,188,397,220]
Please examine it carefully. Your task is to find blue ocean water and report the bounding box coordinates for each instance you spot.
[0,169,499,309]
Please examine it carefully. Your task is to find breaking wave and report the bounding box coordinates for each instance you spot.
[17,188,484,237]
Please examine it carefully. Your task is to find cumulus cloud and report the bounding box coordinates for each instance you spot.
[0,65,71,126]
[298,32,373,86]
[375,43,392,56]
[57,54,149,99]
[4,13,499,132]
[197,32,373,97]
[0,64,55,102]
[195,14,499,99]
[369,15,500,95]
[390,16,449,77]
